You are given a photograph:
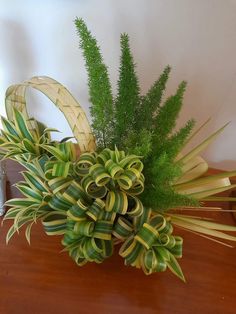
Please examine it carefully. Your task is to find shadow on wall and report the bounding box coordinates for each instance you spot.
[0,18,43,121]
[0,18,76,141]
[0,18,35,83]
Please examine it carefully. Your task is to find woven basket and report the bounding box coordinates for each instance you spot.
[5,76,96,153]
[4,76,233,199]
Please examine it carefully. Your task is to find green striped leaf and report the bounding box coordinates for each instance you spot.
[22,171,49,192]
[5,198,36,207]
[52,161,71,177]
[105,190,128,214]
[6,216,34,244]
[3,207,21,220]
[113,217,133,240]
[40,144,68,161]
[25,221,35,244]
[16,183,43,201]
[167,254,185,282]
[42,212,67,236]
[13,108,34,142]
[22,138,38,154]
[1,116,20,138]
[48,177,72,194]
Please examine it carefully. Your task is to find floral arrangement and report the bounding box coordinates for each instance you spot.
[1,18,236,281]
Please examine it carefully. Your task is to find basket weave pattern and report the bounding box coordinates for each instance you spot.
[5,76,96,153]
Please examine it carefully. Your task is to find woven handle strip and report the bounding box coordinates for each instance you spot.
[5,76,96,153]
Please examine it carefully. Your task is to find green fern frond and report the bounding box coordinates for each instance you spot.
[137,65,171,130]
[74,19,200,211]
[159,119,195,160]
[123,129,153,157]
[114,33,140,144]
[152,81,187,154]
[75,17,114,148]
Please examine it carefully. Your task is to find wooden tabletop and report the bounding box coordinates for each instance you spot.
[1,160,236,314]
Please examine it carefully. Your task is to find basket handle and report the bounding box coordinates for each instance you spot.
[5,76,96,153]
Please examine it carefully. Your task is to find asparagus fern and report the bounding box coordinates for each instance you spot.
[75,18,114,148]
[115,33,140,144]
[75,18,195,211]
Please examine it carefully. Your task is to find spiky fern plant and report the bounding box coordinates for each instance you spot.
[2,109,236,280]
[75,18,197,210]
[2,19,236,281]
[75,17,236,212]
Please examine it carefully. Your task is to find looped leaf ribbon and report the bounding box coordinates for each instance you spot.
[42,148,148,267]
[119,209,185,280]
[40,147,184,278]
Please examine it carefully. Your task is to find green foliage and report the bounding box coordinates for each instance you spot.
[75,19,196,211]
[4,155,52,244]
[123,129,153,157]
[2,19,236,279]
[162,119,195,160]
[75,18,114,148]
[135,65,171,131]
[114,33,140,144]
[3,144,186,279]
[2,133,80,244]
[0,20,197,213]
[152,81,187,153]
[141,153,198,211]
[0,108,56,162]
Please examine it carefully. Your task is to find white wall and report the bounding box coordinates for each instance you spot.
[0,0,236,170]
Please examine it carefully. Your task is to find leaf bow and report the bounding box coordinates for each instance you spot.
[119,209,185,281]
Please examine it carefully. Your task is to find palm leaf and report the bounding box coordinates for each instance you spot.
[175,170,236,190]
[171,215,236,242]
[186,184,236,199]
[178,123,229,164]
[171,214,236,231]
[182,117,211,148]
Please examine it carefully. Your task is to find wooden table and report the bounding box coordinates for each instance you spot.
[1,161,236,314]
